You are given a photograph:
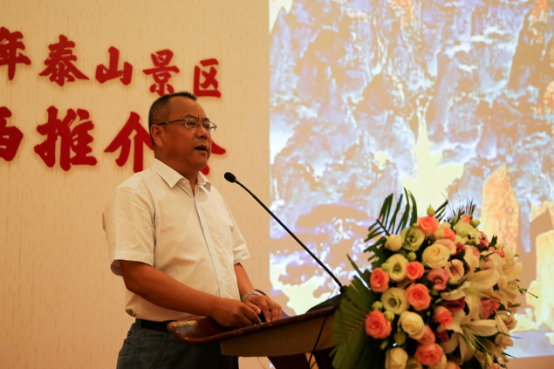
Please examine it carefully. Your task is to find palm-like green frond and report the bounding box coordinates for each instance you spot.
[331,275,380,369]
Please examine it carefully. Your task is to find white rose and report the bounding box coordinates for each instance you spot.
[381,287,408,315]
[422,244,450,268]
[401,227,425,251]
[455,222,481,240]
[386,254,409,281]
[398,311,426,339]
[385,235,403,252]
[439,222,451,229]
[386,347,408,369]
[453,221,473,235]
[406,357,423,369]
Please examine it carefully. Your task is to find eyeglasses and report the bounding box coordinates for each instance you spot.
[156,118,217,132]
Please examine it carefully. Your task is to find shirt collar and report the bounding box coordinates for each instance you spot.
[150,158,211,191]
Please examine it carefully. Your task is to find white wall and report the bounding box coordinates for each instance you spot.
[0,1,271,368]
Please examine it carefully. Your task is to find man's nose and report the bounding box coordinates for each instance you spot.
[196,125,210,137]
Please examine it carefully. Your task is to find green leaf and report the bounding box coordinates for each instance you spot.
[347,276,374,311]
[407,190,418,225]
[347,255,368,287]
[388,194,404,233]
[379,194,394,221]
[331,321,370,369]
[434,199,449,221]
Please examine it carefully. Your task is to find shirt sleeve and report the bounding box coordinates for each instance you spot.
[222,199,250,265]
[103,186,156,276]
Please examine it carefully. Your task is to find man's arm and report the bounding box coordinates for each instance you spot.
[119,260,261,328]
[234,262,282,322]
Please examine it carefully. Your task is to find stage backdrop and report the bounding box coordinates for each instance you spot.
[0,1,272,368]
[268,0,554,368]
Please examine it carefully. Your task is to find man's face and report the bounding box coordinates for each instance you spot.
[156,96,212,176]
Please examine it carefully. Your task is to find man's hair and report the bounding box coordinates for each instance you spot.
[148,91,197,145]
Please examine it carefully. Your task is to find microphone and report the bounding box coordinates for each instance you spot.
[224,172,236,183]
[224,172,348,310]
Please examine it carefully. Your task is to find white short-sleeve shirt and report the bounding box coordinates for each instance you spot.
[103,159,250,321]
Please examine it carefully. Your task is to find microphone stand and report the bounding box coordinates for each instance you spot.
[224,172,348,311]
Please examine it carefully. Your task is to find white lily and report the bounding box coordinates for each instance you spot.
[463,246,480,273]
[440,310,499,363]
[441,268,500,320]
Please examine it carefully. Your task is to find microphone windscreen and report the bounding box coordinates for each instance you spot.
[224,172,237,183]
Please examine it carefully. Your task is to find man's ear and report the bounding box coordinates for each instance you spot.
[150,125,163,147]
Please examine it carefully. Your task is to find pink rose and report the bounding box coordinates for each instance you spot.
[406,261,424,280]
[434,326,450,342]
[414,343,444,366]
[461,214,471,223]
[446,362,461,369]
[467,245,480,259]
[447,259,465,282]
[406,283,431,311]
[434,239,456,254]
[417,326,436,345]
[433,306,453,327]
[365,310,392,339]
[426,267,450,291]
[443,227,456,242]
[480,298,501,319]
[441,297,465,312]
[418,216,439,237]
[370,268,390,293]
[480,233,490,249]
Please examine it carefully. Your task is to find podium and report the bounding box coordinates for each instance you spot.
[168,306,336,369]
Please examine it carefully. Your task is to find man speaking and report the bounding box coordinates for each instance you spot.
[103,92,281,368]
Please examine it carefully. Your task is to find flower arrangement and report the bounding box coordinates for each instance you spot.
[331,191,530,369]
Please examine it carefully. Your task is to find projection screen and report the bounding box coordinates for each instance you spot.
[269,0,554,360]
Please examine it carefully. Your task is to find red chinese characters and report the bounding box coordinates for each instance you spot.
[96,46,133,85]
[200,140,226,175]
[0,107,24,161]
[194,58,221,97]
[39,35,89,86]
[34,106,97,171]
[143,50,180,96]
[0,27,31,80]
[104,112,153,173]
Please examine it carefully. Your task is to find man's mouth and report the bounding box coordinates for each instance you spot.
[194,144,209,152]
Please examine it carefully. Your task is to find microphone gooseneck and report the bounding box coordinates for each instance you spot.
[224,172,344,291]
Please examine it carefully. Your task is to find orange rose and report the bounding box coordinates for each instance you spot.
[433,306,453,327]
[417,326,436,345]
[406,283,431,311]
[365,310,392,339]
[443,227,456,242]
[414,343,444,366]
[406,261,424,280]
[369,268,390,293]
[418,216,439,237]
[461,214,471,223]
